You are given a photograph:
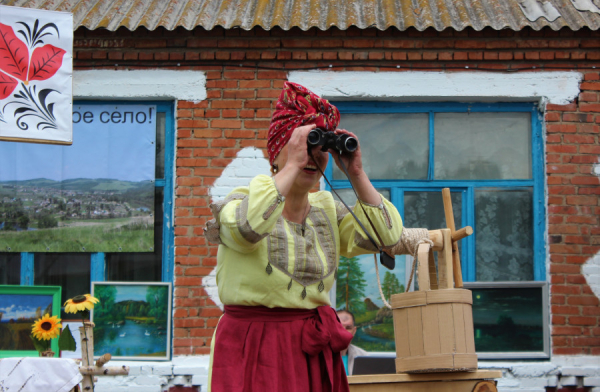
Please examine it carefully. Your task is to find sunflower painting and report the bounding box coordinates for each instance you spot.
[0,285,61,357]
[91,282,171,360]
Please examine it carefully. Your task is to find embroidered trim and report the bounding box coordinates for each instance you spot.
[236,197,268,244]
[267,207,337,287]
[334,200,350,225]
[262,179,285,220]
[203,193,247,244]
[354,232,398,252]
[381,203,393,229]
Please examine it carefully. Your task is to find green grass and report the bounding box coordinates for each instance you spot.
[0,222,153,252]
[366,322,395,340]
[354,310,378,326]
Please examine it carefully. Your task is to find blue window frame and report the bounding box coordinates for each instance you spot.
[329,101,549,357]
[327,102,546,283]
[1,101,174,304]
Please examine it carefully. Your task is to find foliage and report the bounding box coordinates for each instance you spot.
[94,285,117,320]
[381,272,405,303]
[58,324,76,351]
[146,286,168,321]
[336,256,367,313]
[37,213,58,229]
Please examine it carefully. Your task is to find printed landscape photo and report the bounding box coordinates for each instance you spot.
[0,179,154,252]
[0,104,156,253]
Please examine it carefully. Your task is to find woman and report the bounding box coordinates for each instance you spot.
[205,82,403,391]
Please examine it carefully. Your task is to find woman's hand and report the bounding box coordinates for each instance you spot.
[330,129,364,179]
[285,124,317,172]
[331,129,382,205]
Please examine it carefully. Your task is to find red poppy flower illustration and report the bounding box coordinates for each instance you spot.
[0,19,66,130]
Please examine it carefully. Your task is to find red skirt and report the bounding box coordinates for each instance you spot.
[210,305,353,392]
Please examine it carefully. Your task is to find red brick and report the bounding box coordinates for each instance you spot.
[566,195,597,205]
[568,296,600,306]
[564,135,596,144]
[551,285,581,295]
[175,277,202,286]
[552,326,582,335]
[201,307,224,317]
[569,316,598,326]
[553,347,585,355]
[223,70,255,80]
[571,176,600,185]
[547,124,578,133]
[552,305,580,315]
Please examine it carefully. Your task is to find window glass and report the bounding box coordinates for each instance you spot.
[404,191,461,230]
[106,188,163,281]
[434,112,531,180]
[332,188,390,207]
[34,253,90,319]
[0,253,20,284]
[336,113,429,180]
[472,286,544,352]
[404,191,462,290]
[476,189,533,281]
[155,112,166,179]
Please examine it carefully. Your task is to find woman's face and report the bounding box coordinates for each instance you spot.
[274,143,329,193]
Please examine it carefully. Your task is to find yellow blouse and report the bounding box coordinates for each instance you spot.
[205,174,403,309]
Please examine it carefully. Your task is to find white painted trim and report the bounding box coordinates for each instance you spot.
[74,70,207,101]
[288,71,582,105]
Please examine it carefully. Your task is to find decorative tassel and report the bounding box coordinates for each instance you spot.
[318,280,324,292]
[266,262,273,275]
[301,286,307,300]
[288,279,293,291]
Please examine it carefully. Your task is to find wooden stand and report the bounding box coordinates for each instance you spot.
[390,189,477,373]
[77,322,129,392]
[348,370,501,392]
[349,188,500,391]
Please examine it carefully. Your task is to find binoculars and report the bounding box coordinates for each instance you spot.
[307,128,358,154]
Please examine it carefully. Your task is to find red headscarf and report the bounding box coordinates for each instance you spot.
[267,82,340,165]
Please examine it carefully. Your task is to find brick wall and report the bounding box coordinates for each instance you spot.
[546,73,600,356]
[73,25,600,357]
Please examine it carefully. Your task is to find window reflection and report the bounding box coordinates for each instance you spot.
[0,253,20,284]
[336,113,429,180]
[331,188,390,207]
[476,189,533,281]
[471,286,544,352]
[434,112,531,180]
[34,253,91,319]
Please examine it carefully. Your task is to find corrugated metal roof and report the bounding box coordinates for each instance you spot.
[2,0,599,31]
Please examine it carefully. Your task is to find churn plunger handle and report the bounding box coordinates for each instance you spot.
[441,188,473,289]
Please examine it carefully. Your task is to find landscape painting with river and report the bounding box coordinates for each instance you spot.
[336,254,406,352]
[92,282,171,360]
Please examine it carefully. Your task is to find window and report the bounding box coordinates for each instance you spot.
[331,102,547,358]
[0,102,174,320]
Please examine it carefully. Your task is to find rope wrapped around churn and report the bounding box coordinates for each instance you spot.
[375,228,434,309]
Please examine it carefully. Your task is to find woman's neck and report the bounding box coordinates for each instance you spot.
[282,190,310,224]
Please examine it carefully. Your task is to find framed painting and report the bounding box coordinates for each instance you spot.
[91,282,172,360]
[0,285,62,357]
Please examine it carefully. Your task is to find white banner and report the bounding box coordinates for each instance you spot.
[0,5,73,145]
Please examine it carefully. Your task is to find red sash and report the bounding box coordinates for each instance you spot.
[211,305,352,392]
